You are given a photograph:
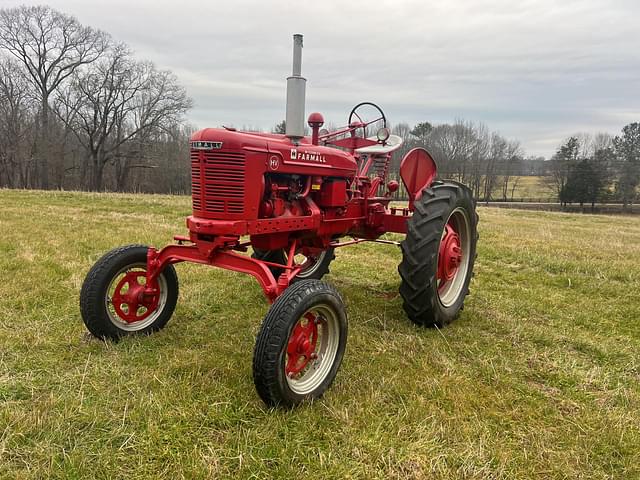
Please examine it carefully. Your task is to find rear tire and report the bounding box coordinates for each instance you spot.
[398,181,478,327]
[253,280,347,407]
[252,247,335,282]
[80,245,179,340]
[251,248,287,277]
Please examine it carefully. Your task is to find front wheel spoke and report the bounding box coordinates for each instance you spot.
[300,319,315,336]
[287,326,303,356]
[303,323,319,352]
[127,302,140,317]
[286,340,298,357]
[112,293,125,305]
[286,354,303,376]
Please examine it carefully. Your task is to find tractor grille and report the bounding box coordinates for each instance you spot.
[191,150,246,216]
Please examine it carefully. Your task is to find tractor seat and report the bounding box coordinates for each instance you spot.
[354,134,403,155]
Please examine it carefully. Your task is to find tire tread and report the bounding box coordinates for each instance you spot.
[398,181,478,327]
[79,244,178,340]
[253,280,346,407]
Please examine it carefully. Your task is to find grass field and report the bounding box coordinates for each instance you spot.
[1,189,639,479]
[492,176,556,201]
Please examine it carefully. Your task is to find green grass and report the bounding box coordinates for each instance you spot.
[491,176,556,201]
[1,189,639,479]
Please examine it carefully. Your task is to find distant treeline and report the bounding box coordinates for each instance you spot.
[382,121,639,209]
[1,5,638,210]
[547,130,640,210]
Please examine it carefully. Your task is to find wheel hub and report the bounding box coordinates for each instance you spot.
[438,223,463,286]
[111,272,160,323]
[286,313,319,376]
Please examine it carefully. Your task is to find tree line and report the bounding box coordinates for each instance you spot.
[1,5,638,208]
[388,120,525,201]
[547,127,640,210]
[384,121,639,207]
[0,5,193,192]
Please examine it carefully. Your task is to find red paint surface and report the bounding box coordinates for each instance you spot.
[142,110,441,303]
[438,222,463,290]
[286,312,319,376]
[111,272,160,323]
[400,148,437,201]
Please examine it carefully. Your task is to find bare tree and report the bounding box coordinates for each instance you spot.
[0,5,108,188]
[483,133,506,201]
[499,141,523,201]
[467,122,490,198]
[592,132,613,153]
[0,56,36,187]
[390,122,414,172]
[509,176,521,201]
[114,67,193,190]
[124,123,194,193]
[425,119,518,201]
[55,45,192,190]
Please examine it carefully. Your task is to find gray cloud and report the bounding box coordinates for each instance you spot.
[6,0,640,156]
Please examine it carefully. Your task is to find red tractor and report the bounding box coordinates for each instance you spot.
[80,35,478,407]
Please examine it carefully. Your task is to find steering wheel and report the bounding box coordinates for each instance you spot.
[317,102,388,144]
[347,102,387,136]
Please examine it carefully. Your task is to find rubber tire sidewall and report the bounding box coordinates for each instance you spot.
[251,248,287,278]
[399,181,478,327]
[252,247,335,282]
[80,245,179,340]
[253,280,347,407]
[292,247,335,282]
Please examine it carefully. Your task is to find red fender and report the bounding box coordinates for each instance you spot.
[400,148,437,205]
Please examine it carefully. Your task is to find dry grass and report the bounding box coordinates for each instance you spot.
[0,189,639,479]
[491,176,556,201]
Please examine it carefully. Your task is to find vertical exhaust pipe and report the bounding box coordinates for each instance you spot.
[285,34,306,139]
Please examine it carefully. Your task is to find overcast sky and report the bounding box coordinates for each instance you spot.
[4,0,639,157]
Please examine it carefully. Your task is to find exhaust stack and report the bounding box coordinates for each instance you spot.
[285,34,306,139]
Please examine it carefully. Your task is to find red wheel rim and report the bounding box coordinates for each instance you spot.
[286,312,319,376]
[436,208,471,307]
[111,271,160,324]
[437,221,463,291]
[283,303,341,395]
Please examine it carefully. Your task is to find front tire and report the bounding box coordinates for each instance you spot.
[399,181,478,327]
[253,280,347,407]
[80,245,179,340]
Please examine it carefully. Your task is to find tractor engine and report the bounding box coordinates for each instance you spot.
[260,174,307,218]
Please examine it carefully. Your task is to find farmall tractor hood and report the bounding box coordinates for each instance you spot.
[190,127,357,177]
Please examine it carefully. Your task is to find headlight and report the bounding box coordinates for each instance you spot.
[376,127,390,142]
